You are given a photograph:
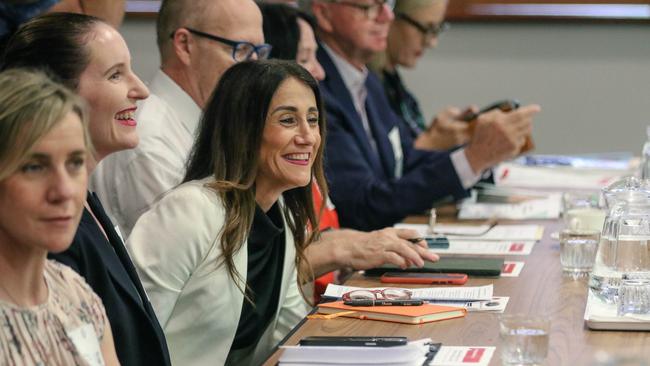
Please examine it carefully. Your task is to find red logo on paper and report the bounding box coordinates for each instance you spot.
[463,348,486,362]
[502,263,515,273]
[509,243,524,252]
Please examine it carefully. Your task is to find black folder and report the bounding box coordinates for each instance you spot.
[364,257,504,277]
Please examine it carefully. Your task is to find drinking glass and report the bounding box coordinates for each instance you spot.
[617,277,650,316]
[499,314,550,365]
[562,192,605,232]
[559,229,599,277]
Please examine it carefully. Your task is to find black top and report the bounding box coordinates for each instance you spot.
[231,202,286,350]
[381,69,426,138]
[49,192,171,366]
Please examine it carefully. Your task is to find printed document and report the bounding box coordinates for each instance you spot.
[395,223,544,241]
[324,284,493,301]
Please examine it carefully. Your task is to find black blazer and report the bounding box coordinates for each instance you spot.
[317,47,468,231]
[49,192,171,366]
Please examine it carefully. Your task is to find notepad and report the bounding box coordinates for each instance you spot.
[317,301,466,325]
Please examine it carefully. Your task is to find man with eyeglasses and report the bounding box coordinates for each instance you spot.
[92,0,270,239]
[300,0,541,231]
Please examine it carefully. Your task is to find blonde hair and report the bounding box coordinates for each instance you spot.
[0,69,91,181]
[369,0,440,75]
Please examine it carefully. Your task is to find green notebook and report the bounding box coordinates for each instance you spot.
[365,257,504,277]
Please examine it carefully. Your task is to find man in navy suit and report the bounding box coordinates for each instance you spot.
[299,0,541,231]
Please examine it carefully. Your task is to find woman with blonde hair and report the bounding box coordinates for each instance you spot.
[369,0,474,150]
[1,13,170,366]
[0,68,119,365]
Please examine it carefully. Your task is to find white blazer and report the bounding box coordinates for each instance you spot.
[127,177,310,366]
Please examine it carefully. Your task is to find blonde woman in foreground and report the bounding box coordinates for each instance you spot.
[0,69,119,365]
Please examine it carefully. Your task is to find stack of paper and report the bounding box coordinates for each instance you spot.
[279,338,434,366]
[494,162,625,191]
[279,340,496,366]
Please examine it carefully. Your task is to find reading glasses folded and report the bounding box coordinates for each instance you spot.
[342,288,412,301]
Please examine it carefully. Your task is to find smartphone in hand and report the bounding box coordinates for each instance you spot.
[461,99,520,122]
[462,99,533,154]
[380,272,468,285]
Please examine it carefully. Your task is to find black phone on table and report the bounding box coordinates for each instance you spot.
[299,336,408,347]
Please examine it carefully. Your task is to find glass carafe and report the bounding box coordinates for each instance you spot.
[590,188,650,303]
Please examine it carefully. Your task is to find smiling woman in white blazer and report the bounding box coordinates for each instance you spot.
[127,60,328,366]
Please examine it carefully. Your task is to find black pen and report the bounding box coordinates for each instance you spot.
[407,237,450,249]
[343,299,424,306]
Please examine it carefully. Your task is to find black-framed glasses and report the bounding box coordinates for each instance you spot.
[171,27,272,62]
[323,0,395,20]
[397,13,449,41]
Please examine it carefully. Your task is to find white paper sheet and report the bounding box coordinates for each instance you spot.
[432,240,535,256]
[495,162,625,191]
[431,346,495,366]
[395,223,544,241]
[429,296,509,313]
[501,261,525,277]
[458,193,562,220]
[324,284,493,301]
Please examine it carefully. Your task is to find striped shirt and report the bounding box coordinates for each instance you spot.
[0,260,107,366]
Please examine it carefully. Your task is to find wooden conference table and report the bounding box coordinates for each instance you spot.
[262,218,650,366]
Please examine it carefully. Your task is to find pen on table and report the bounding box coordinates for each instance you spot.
[407,237,450,249]
[343,299,424,307]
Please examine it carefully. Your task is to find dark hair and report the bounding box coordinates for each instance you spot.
[259,3,317,61]
[184,59,327,297]
[0,13,101,89]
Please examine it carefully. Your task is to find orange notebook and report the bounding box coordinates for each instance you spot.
[317,301,466,325]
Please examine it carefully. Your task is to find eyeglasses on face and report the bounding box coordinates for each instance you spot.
[322,0,395,20]
[170,27,272,62]
[397,13,450,41]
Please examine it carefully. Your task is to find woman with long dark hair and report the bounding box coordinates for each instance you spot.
[261,2,438,297]
[127,60,326,366]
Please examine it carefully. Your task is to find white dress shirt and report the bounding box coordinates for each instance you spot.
[127,178,309,366]
[322,46,482,188]
[90,70,202,239]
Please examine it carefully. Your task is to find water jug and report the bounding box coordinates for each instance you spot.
[590,183,650,303]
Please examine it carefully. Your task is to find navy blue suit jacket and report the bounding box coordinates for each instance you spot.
[318,47,468,231]
[49,192,171,366]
